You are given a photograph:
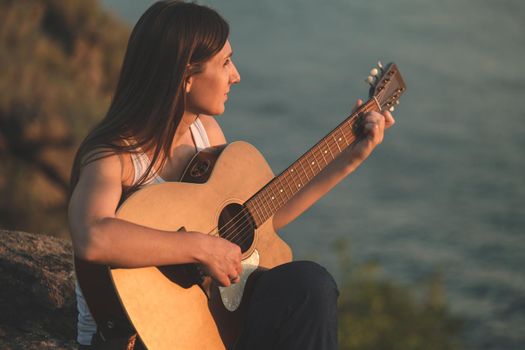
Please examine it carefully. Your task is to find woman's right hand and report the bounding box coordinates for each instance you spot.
[197,234,243,287]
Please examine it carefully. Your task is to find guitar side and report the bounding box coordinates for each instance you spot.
[110,141,293,349]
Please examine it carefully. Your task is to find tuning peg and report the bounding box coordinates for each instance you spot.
[395,100,400,105]
[377,61,384,69]
[370,68,379,77]
[389,106,395,112]
[366,75,376,85]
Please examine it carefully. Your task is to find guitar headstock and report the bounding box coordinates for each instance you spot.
[366,61,406,112]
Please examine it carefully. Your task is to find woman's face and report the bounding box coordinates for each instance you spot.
[185,40,241,116]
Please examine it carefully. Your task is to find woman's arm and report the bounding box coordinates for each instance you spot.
[68,152,241,286]
[272,100,395,231]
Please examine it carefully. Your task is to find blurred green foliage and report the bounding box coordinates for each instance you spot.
[0,0,129,237]
[335,239,464,350]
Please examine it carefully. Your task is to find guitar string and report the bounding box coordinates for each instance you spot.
[214,102,379,246]
[211,101,378,245]
[207,102,379,246]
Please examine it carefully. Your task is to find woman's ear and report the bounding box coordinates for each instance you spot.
[185,76,193,94]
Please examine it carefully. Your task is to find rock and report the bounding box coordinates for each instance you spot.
[0,230,78,349]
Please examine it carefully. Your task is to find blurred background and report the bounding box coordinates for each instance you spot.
[1,0,523,349]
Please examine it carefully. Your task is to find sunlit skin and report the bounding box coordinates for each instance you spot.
[68,39,394,288]
[185,40,240,119]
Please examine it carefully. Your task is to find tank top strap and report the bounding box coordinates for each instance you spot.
[122,139,164,185]
[130,152,164,185]
[190,117,211,151]
[126,116,210,185]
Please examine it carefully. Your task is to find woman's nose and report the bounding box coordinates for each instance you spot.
[230,63,241,84]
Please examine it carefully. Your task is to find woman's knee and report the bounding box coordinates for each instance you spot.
[270,261,339,302]
[253,261,339,300]
[295,261,338,297]
[281,261,339,320]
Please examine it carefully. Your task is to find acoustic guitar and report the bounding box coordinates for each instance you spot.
[76,62,406,349]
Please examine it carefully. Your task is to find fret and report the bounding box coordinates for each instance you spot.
[280,176,292,202]
[277,176,289,209]
[272,178,286,208]
[346,131,356,146]
[345,116,356,131]
[311,147,323,172]
[330,137,339,158]
[305,152,316,178]
[305,155,316,179]
[318,142,328,166]
[287,163,301,193]
[298,170,307,189]
[287,167,301,194]
[317,143,329,167]
[305,154,317,179]
[257,189,272,221]
[323,138,335,161]
[296,167,307,190]
[281,174,294,200]
[264,190,275,219]
[340,126,350,146]
[343,119,356,143]
[281,172,296,200]
[337,129,346,151]
[264,186,279,213]
[305,150,317,175]
[298,158,310,181]
[332,133,342,153]
[344,115,353,132]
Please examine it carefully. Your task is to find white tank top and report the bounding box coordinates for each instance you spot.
[75,117,211,345]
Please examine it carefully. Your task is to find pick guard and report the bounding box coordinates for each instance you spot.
[218,249,260,311]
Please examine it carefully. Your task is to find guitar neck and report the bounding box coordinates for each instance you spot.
[244,98,381,227]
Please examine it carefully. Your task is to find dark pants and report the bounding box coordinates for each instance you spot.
[235,260,339,350]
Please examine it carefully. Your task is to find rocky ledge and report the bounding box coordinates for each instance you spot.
[0,230,78,349]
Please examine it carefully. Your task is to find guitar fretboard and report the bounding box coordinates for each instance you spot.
[244,98,380,227]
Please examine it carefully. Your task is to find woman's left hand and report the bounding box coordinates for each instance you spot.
[342,99,395,169]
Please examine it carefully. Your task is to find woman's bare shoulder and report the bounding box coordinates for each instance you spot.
[82,146,134,187]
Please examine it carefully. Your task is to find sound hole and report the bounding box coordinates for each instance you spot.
[218,203,255,253]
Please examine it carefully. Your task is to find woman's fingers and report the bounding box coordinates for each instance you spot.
[352,99,363,113]
[383,110,396,128]
[363,112,386,143]
[353,98,395,129]
[217,274,231,287]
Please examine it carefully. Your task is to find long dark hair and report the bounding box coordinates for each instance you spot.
[69,0,229,200]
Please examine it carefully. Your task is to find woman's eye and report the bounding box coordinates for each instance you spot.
[224,59,231,66]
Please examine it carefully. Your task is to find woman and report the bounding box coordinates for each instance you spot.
[69,1,395,349]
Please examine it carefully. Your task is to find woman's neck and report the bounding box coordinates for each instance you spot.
[171,111,199,153]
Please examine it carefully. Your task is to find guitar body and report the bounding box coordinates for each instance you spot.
[111,141,293,349]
